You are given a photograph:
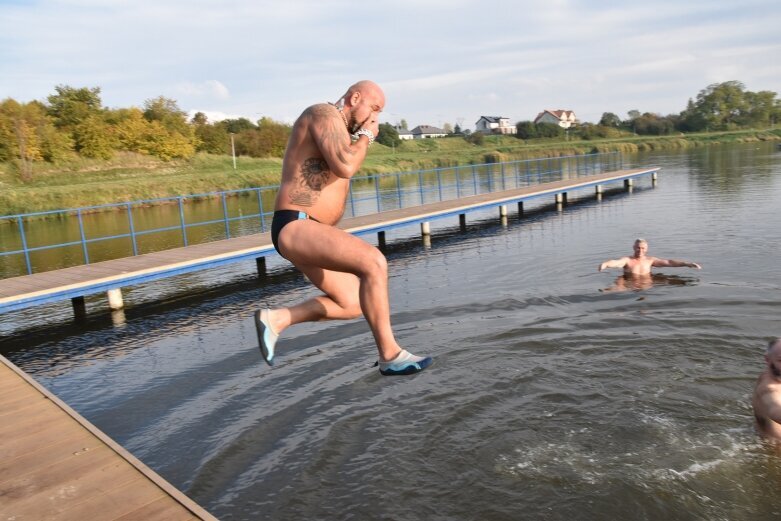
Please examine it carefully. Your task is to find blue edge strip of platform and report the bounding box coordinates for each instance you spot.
[0,168,657,314]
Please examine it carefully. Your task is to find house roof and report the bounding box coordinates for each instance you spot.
[533,109,576,123]
[411,125,446,134]
[477,116,509,123]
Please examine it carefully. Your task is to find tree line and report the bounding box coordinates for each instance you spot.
[2,81,779,181]
[515,81,780,140]
[0,85,292,180]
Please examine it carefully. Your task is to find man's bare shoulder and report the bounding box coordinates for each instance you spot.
[301,103,338,120]
[756,372,781,397]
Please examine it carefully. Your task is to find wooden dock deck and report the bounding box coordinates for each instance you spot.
[0,167,657,314]
[0,354,218,520]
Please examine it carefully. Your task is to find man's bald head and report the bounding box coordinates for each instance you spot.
[345,80,383,100]
[341,80,385,110]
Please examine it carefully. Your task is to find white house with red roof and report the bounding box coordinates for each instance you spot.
[533,110,577,129]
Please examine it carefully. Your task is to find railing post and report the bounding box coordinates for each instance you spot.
[436,170,443,202]
[17,216,32,275]
[178,196,188,246]
[418,171,425,204]
[375,175,381,212]
[395,173,402,209]
[348,181,356,217]
[501,162,506,190]
[126,203,138,256]
[472,165,478,195]
[221,192,231,239]
[256,188,267,232]
[77,209,90,264]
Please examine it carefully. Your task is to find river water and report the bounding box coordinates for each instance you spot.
[2,142,781,520]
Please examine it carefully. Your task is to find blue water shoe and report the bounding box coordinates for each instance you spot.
[254,309,278,366]
[378,349,433,376]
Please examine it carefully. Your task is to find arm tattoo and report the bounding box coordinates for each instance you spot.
[311,105,355,166]
[288,157,330,207]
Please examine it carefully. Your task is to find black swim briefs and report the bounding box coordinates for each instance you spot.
[271,209,318,255]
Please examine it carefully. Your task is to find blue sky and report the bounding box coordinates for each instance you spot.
[1,0,779,129]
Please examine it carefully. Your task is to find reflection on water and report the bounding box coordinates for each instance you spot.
[3,142,781,520]
[601,273,699,293]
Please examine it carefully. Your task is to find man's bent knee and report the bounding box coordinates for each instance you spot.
[360,248,388,278]
[343,303,363,320]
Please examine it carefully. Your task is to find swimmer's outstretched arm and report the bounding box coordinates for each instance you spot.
[651,258,701,269]
[598,257,629,271]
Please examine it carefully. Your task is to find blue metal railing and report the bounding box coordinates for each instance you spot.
[0,152,622,277]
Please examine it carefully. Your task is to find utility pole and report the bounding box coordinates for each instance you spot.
[230,133,237,171]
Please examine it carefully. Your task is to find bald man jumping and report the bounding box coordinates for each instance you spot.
[254,80,432,376]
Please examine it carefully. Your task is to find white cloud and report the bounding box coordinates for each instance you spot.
[177,80,230,100]
[1,0,779,128]
[187,109,245,123]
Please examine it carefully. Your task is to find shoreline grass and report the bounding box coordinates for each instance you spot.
[2,128,779,216]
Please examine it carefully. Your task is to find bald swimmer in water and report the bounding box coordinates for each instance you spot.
[598,238,701,275]
[753,338,781,442]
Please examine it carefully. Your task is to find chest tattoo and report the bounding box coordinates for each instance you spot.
[289,158,330,206]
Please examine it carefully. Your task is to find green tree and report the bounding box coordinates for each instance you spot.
[114,107,194,160]
[377,123,401,147]
[194,124,229,154]
[232,117,291,158]
[222,118,257,134]
[74,115,116,159]
[515,121,537,139]
[191,111,208,125]
[685,81,748,130]
[190,111,229,154]
[466,131,484,145]
[632,113,674,135]
[536,122,564,138]
[742,90,777,127]
[46,85,103,129]
[599,112,621,127]
[678,99,708,132]
[143,96,191,136]
[399,119,408,130]
[0,98,73,178]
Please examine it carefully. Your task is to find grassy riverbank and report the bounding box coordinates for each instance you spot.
[1,128,779,216]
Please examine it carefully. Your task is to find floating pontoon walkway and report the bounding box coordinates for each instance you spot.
[0,354,218,520]
[0,167,658,315]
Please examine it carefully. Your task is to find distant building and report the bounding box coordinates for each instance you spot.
[394,125,414,140]
[475,116,516,135]
[533,110,577,129]
[411,125,448,139]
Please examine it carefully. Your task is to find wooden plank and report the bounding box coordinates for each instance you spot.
[0,430,97,483]
[0,444,116,502]
[0,388,47,415]
[0,418,86,462]
[113,496,200,521]
[0,396,71,438]
[1,455,137,519]
[0,356,218,520]
[54,476,165,521]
